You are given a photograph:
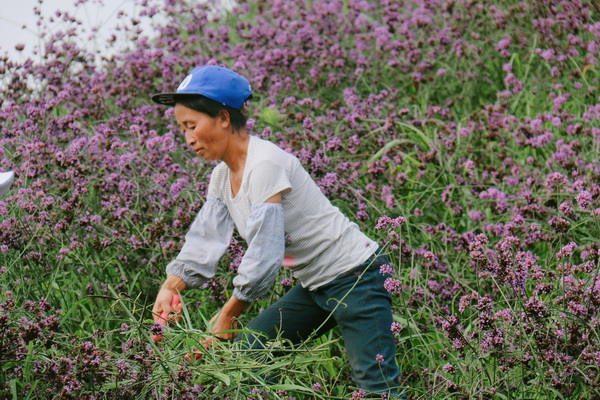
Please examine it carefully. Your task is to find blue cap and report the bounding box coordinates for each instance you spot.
[151,65,252,109]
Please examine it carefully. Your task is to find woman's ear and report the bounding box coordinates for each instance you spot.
[217,110,231,129]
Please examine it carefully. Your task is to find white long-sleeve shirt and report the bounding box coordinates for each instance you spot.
[166,135,377,301]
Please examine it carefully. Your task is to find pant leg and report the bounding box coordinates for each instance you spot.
[237,284,337,350]
[315,255,401,395]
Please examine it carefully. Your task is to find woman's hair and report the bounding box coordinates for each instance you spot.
[176,95,248,131]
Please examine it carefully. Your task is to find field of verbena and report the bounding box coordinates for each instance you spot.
[1,0,599,398]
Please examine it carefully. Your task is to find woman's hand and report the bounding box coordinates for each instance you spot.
[208,311,238,341]
[208,296,249,341]
[152,275,186,324]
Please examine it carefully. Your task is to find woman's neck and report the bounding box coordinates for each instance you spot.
[223,130,250,174]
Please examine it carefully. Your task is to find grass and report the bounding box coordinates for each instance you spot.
[1,0,600,398]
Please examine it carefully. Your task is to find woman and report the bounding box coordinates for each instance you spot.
[151,65,400,396]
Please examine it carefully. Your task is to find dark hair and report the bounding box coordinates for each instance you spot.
[175,95,248,131]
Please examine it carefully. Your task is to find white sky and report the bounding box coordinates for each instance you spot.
[0,0,159,61]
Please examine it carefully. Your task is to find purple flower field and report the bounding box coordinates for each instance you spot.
[1,0,599,398]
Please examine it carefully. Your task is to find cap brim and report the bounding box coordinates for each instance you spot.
[152,92,217,106]
[151,92,253,108]
[151,93,177,106]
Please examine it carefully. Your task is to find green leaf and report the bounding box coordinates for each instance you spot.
[269,384,315,393]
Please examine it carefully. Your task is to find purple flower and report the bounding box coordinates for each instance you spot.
[548,215,571,233]
[544,172,569,190]
[496,38,510,50]
[540,48,555,61]
[443,363,457,374]
[150,322,165,336]
[280,277,294,287]
[375,354,385,363]
[379,264,394,275]
[576,191,593,209]
[468,210,485,222]
[381,185,396,208]
[468,234,488,261]
[556,242,578,260]
[350,389,366,399]
[495,309,512,322]
[169,177,188,198]
[383,277,402,294]
[375,215,407,230]
[391,322,403,335]
[553,94,569,113]
[524,296,549,319]
[559,202,573,216]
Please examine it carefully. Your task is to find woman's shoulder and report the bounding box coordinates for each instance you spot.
[249,136,297,166]
[207,162,229,198]
[211,161,229,178]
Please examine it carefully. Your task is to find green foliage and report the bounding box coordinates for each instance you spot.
[1,0,600,398]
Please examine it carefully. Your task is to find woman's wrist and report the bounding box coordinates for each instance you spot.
[221,295,249,318]
[162,275,187,292]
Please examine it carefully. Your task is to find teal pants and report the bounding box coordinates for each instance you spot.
[238,252,401,396]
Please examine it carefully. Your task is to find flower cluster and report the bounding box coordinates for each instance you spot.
[1,0,599,398]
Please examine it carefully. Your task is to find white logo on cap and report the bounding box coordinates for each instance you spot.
[177,74,193,91]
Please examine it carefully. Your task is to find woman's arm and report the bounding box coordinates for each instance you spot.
[165,195,234,288]
[230,193,285,303]
[209,192,283,339]
[152,196,233,322]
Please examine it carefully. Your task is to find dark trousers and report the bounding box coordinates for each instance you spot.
[237,252,401,395]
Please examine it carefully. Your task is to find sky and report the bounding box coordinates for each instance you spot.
[0,0,158,61]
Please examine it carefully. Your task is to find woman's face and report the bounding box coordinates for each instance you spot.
[174,104,230,161]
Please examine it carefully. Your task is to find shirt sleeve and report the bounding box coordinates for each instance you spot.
[165,195,234,288]
[232,202,285,302]
[246,160,292,204]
